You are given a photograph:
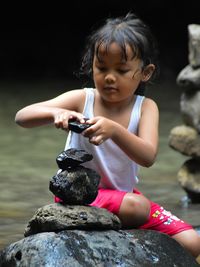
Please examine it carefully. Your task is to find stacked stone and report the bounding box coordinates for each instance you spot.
[1,142,198,265]
[24,148,121,237]
[169,24,200,203]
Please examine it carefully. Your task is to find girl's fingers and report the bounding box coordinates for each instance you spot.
[54,111,85,129]
[89,135,104,146]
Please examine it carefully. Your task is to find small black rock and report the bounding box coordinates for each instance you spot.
[68,118,91,133]
[56,148,93,170]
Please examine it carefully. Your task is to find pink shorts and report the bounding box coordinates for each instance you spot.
[54,188,193,236]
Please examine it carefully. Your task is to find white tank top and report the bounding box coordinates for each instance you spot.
[65,88,144,192]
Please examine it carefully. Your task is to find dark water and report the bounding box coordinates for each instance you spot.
[0,79,200,250]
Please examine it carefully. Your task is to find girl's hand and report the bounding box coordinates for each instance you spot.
[82,116,115,145]
[54,110,85,130]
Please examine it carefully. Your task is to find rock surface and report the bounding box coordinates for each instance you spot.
[68,118,91,133]
[169,125,200,156]
[188,24,200,68]
[180,89,200,132]
[24,203,121,237]
[177,64,200,88]
[1,229,199,267]
[169,24,200,204]
[1,145,199,266]
[178,158,200,203]
[56,148,93,170]
[49,166,101,204]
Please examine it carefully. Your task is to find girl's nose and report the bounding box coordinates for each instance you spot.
[105,73,116,83]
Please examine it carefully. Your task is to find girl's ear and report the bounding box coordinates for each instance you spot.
[141,64,155,82]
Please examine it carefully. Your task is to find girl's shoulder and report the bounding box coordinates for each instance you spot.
[49,88,87,113]
[141,97,159,113]
[64,88,95,112]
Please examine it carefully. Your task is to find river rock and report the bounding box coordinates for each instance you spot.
[169,125,200,156]
[0,229,199,267]
[180,89,200,132]
[56,148,93,170]
[24,203,121,237]
[178,158,200,203]
[49,165,101,205]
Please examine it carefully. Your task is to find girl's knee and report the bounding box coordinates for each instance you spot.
[118,193,150,228]
[125,193,150,212]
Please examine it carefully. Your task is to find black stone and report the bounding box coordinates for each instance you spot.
[49,166,101,205]
[68,118,91,133]
[56,148,93,170]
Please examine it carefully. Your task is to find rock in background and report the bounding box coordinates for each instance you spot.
[169,24,200,203]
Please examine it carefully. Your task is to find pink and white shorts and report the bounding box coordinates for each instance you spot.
[55,187,193,236]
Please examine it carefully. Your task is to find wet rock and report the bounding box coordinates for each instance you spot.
[24,203,121,237]
[180,89,200,132]
[56,148,93,170]
[49,166,101,204]
[0,230,198,267]
[68,118,91,133]
[169,125,200,156]
[178,158,200,203]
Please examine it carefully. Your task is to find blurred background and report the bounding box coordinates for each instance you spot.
[0,0,199,81]
[0,0,200,250]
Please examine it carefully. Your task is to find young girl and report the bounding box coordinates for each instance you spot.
[15,13,200,257]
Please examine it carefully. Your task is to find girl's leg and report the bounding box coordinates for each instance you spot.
[118,192,150,228]
[172,229,200,258]
[138,198,200,259]
[90,188,150,227]
[90,188,200,258]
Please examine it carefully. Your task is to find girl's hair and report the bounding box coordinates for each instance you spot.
[79,12,159,95]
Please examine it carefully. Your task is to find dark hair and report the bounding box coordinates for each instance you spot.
[79,12,159,95]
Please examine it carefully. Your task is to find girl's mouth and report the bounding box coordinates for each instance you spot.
[104,86,118,92]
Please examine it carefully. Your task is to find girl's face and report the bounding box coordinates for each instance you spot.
[93,42,144,103]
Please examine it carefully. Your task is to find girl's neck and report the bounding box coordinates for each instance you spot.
[93,90,136,125]
[97,92,136,113]
[93,90,137,128]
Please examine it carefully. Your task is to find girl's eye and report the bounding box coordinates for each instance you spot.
[118,69,129,74]
[97,66,107,72]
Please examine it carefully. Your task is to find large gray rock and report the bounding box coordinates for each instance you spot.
[0,230,198,267]
[24,203,121,237]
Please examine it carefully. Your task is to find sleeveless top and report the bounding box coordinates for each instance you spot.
[65,88,145,192]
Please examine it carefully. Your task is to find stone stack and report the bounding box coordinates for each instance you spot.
[169,24,200,203]
[24,148,121,237]
[1,149,199,266]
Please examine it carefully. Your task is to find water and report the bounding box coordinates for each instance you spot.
[0,78,200,250]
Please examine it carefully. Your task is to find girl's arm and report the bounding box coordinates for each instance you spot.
[112,98,159,167]
[15,89,86,128]
[83,98,159,167]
